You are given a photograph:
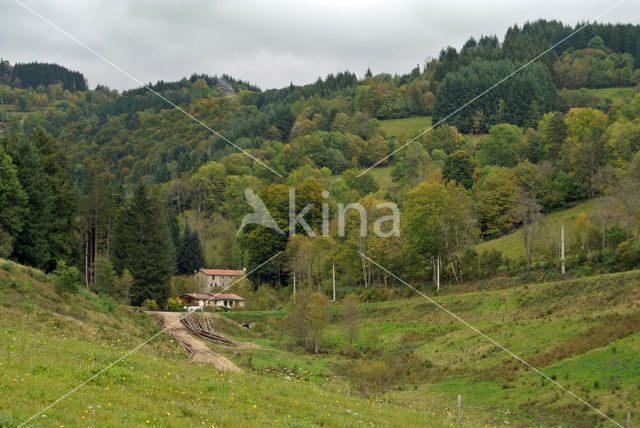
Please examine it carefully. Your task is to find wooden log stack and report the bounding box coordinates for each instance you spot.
[181,316,240,346]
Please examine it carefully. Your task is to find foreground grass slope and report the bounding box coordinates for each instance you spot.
[3,257,639,427]
[223,270,640,427]
[0,259,450,427]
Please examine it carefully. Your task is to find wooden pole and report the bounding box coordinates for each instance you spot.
[436,256,440,291]
[561,225,566,275]
[457,394,461,422]
[293,273,296,304]
[332,263,336,301]
[626,412,631,428]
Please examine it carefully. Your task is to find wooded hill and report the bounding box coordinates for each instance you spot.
[1,19,640,305]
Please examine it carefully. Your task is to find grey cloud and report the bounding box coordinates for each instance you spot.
[1,0,635,91]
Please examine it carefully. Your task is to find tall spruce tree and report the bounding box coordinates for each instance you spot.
[0,144,27,257]
[166,212,180,271]
[7,136,54,269]
[31,128,77,270]
[177,223,205,274]
[112,183,173,305]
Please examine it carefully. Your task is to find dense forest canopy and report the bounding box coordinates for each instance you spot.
[1,19,640,304]
[1,60,88,91]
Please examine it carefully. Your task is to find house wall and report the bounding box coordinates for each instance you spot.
[194,272,212,292]
[212,300,245,308]
[196,271,242,294]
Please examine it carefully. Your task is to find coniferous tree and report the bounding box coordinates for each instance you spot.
[112,183,173,305]
[31,128,77,270]
[7,137,53,268]
[177,223,206,274]
[0,144,27,257]
[81,171,117,286]
[166,212,180,271]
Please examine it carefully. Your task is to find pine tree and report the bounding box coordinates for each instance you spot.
[112,183,173,305]
[7,137,53,268]
[166,212,180,271]
[177,223,205,274]
[0,144,27,256]
[31,128,77,270]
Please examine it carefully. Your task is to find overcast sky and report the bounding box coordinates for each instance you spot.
[1,0,635,92]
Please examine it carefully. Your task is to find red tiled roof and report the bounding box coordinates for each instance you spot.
[199,268,245,276]
[207,293,245,301]
[180,292,245,301]
[181,293,212,300]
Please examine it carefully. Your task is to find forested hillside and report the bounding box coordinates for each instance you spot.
[0,60,87,91]
[1,19,640,307]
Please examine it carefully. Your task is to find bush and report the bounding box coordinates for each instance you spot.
[616,240,640,269]
[167,297,181,312]
[95,295,116,313]
[0,260,15,272]
[141,298,158,311]
[49,260,80,294]
[0,227,13,258]
[346,359,395,396]
[360,287,389,302]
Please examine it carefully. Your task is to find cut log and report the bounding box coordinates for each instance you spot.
[181,316,240,346]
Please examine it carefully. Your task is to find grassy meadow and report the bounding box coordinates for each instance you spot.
[0,259,453,427]
[474,199,601,261]
[2,254,640,427]
[379,116,432,139]
[563,87,636,104]
[222,270,640,427]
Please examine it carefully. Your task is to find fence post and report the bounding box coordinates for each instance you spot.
[457,394,461,422]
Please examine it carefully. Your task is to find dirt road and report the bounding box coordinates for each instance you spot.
[151,311,242,373]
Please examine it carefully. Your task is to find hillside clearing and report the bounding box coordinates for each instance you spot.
[475,199,600,261]
[379,116,432,138]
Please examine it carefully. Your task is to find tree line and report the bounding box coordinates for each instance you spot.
[1,60,87,91]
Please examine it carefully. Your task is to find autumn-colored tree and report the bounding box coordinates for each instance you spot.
[284,289,330,353]
[340,294,361,353]
[403,180,477,286]
[475,167,521,236]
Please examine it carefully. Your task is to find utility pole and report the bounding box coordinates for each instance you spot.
[436,256,440,291]
[332,263,336,301]
[561,225,566,275]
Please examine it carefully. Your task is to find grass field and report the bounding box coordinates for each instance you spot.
[367,165,393,190]
[224,270,640,427]
[0,259,451,427]
[475,199,600,261]
[564,87,636,104]
[3,254,640,427]
[379,116,431,139]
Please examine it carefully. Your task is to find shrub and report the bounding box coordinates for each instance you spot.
[49,260,80,294]
[0,260,15,272]
[167,297,182,312]
[616,240,640,269]
[0,227,13,258]
[360,287,389,302]
[141,298,158,311]
[95,295,117,313]
[346,359,395,396]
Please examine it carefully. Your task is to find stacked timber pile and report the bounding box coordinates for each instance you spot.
[181,315,240,346]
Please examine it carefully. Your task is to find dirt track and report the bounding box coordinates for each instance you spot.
[151,311,242,373]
